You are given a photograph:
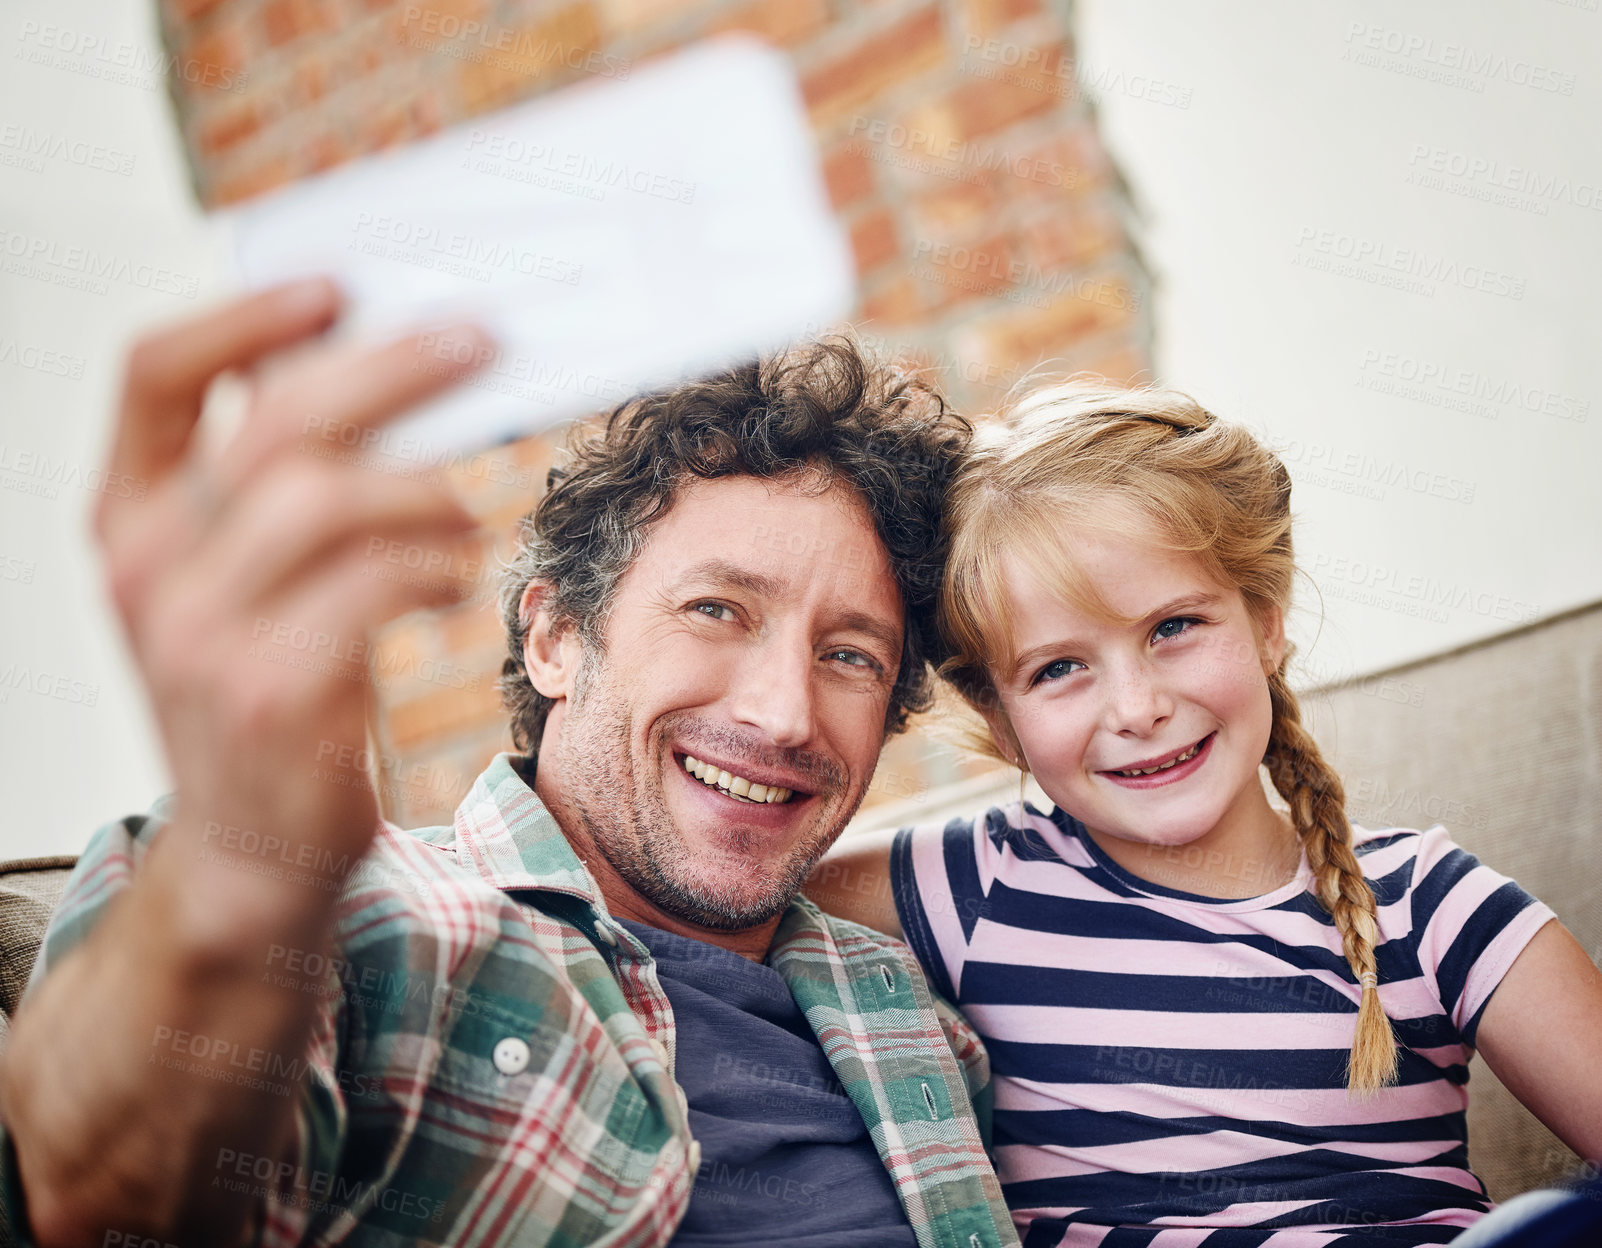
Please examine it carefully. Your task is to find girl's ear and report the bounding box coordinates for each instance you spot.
[1256,603,1288,674]
[520,580,584,701]
[976,690,1028,771]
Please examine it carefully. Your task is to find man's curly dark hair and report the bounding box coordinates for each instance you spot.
[498,335,972,750]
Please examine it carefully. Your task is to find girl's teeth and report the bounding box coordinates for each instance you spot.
[681,756,791,803]
[1117,740,1201,777]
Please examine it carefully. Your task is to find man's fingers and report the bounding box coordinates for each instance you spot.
[169,461,478,615]
[248,531,487,691]
[104,279,343,505]
[217,324,496,492]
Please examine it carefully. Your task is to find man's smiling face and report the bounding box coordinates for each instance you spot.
[526,473,904,933]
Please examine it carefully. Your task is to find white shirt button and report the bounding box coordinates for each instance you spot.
[493,1036,531,1075]
[594,920,618,947]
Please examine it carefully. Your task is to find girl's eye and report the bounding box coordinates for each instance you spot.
[1031,658,1083,687]
[1153,616,1201,642]
[693,602,737,622]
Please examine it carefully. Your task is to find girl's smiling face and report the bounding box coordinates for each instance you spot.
[987,517,1287,858]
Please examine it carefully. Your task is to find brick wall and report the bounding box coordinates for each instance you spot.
[159,0,1152,825]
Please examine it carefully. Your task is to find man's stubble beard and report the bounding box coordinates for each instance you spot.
[554,648,861,931]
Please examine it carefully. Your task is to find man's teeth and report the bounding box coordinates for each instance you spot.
[681,756,793,804]
[1114,740,1202,777]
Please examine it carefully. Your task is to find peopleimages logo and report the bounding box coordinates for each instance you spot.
[1406,145,1602,214]
[398,5,630,81]
[1357,349,1590,423]
[0,123,136,176]
[846,116,1076,188]
[0,227,200,299]
[1341,22,1577,95]
[14,20,248,93]
[462,131,695,204]
[349,214,583,286]
[1292,227,1526,301]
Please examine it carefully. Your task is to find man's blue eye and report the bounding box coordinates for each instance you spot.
[828,649,877,669]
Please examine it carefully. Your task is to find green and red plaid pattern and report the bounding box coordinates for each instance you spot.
[3,754,1018,1248]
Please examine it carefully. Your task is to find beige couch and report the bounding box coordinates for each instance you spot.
[2,602,1597,1209]
[1305,600,1600,1200]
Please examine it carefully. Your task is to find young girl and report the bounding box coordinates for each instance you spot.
[815,385,1602,1245]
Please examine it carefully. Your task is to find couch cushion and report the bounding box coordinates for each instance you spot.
[0,856,78,1049]
[1304,601,1602,1202]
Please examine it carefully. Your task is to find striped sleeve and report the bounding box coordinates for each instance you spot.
[1408,823,1556,1045]
[890,810,1005,1004]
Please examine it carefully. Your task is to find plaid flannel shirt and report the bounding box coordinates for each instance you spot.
[2,754,1017,1248]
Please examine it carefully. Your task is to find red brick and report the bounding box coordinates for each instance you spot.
[1011,124,1111,198]
[961,0,1043,37]
[208,153,296,207]
[197,100,263,155]
[1019,198,1123,272]
[858,274,923,325]
[946,47,1070,140]
[183,21,248,86]
[910,180,997,241]
[709,0,829,47]
[822,142,876,210]
[456,2,605,112]
[802,8,946,124]
[289,55,327,106]
[390,0,488,42]
[373,616,438,681]
[355,106,411,149]
[849,207,901,278]
[168,0,230,18]
[262,0,328,47]
[923,233,1016,310]
[502,430,560,490]
[303,131,350,172]
[1073,341,1153,388]
[607,0,703,37]
[481,493,543,535]
[438,596,505,655]
[385,675,504,752]
[410,87,446,135]
[957,269,1138,371]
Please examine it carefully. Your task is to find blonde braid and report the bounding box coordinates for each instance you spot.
[1265,670,1399,1094]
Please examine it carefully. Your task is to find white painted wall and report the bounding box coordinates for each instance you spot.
[1,0,228,859]
[1075,0,1602,687]
[3,0,1599,856]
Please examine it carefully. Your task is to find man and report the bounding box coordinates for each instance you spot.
[0,279,1017,1248]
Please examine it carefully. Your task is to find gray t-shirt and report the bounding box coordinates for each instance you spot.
[620,919,920,1247]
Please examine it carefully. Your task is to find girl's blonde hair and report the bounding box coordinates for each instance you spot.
[940,382,1399,1095]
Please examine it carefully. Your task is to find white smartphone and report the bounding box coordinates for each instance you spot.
[222,35,854,455]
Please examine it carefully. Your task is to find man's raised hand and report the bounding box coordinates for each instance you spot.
[98,278,492,906]
[0,279,496,1245]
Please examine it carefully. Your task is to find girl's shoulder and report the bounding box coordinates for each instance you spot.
[897,798,1084,868]
[1344,820,1486,905]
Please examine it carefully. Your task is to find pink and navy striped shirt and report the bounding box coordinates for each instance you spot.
[890,803,1555,1247]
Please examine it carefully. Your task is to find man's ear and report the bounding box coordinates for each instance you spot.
[519,580,584,701]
